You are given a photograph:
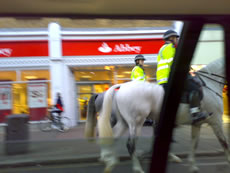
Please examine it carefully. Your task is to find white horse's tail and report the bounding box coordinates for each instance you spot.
[84,94,98,138]
[98,84,121,138]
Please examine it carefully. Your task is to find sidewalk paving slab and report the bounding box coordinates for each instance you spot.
[0,123,229,168]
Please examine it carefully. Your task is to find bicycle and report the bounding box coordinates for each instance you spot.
[38,107,71,132]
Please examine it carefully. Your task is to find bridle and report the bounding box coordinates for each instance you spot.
[195,70,226,98]
[196,70,226,85]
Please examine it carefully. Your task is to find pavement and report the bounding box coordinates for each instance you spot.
[0,122,230,168]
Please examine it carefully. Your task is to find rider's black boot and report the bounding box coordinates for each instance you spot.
[189,90,209,125]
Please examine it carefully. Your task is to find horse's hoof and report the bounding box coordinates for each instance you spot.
[103,157,119,173]
[133,167,145,173]
[138,151,152,160]
[168,153,182,163]
[134,171,145,173]
[190,166,199,173]
[104,166,113,173]
[104,165,115,173]
[227,153,230,163]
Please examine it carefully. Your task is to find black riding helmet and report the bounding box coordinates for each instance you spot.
[163,30,179,40]
[134,54,146,62]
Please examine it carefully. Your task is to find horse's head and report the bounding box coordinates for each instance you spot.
[200,58,225,77]
[197,58,226,94]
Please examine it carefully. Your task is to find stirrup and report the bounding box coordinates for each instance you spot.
[192,112,208,125]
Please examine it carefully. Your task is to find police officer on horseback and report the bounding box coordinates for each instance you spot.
[131,54,147,81]
[156,30,209,124]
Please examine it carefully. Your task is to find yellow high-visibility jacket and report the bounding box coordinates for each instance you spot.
[131,65,146,81]
[156,43,176,85]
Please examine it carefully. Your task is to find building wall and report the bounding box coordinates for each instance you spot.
[0,18,172,28]
[192,25,224,65]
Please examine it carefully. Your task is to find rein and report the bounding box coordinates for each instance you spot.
[196,71,226,85]
[195,71,225,98]
[198,70,226,80]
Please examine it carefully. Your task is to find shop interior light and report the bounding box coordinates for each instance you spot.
[81,75,92,78]
[123,71,132,74]
[81,88,91,91]
[25,76,38,79]
[104,66,111,70]
[116,75,125,78]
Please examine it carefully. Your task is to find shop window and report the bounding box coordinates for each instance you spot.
[12,83,28,114]
[21,70,51,118]
[94,84,110,93]
[77,83,110,120]
[0,84,12,122]
[21,70,50,81]
[12,82,49,120]
[0,70,51,122]
[144,66,157,82]
[0,71,17,81]
[115,65,156,82]
[115,66,132,80]
[74,67,112,81]
[27,82,48,120]
[117,80,127,84]
[78,85,92,93]
[46,82,52,107]
[0,71,17,122]
[78,94,91,120]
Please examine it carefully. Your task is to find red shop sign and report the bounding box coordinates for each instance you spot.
[62,39,164,56]
[0,41,48,57]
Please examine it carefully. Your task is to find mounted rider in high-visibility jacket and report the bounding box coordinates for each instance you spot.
[131,54,146,81]
[156,42,175,85]
[156,30,209,125]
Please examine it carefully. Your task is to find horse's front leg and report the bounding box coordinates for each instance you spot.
[99,138,118,173]
[127,124,144,173]
[209,119,230,163]
[188,125,201,173]
[100,119,128,173]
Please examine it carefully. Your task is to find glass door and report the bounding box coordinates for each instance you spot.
[77,83,110,121]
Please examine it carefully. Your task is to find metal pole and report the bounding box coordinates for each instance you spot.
[223,22,230,146]
[150,21,204,173]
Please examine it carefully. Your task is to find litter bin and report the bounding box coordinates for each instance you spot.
[4,114,29,155]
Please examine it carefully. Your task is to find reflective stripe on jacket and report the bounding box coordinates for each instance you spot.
[156,43,176,85]
[131,65,146,81]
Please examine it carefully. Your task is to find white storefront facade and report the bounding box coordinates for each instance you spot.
[0,22,225,125]
[0,23,169,125]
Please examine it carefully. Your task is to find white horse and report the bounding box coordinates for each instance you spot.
[176,58,230,172]
[85,58,230,173]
